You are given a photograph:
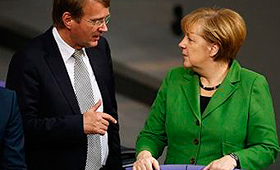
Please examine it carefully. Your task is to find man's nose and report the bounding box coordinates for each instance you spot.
[98,23,108,33]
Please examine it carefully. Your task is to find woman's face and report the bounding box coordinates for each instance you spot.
[179,24,216,69]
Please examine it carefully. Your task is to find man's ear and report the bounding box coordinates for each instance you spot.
[209,43,219,57]
[62,12,73,29]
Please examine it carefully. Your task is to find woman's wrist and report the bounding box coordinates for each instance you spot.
[137,150,152,160]
[229,153,241,169]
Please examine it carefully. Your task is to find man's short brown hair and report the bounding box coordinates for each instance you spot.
[52,0,110,28]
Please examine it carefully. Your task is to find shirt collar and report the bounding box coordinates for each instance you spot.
[52,27,86,62]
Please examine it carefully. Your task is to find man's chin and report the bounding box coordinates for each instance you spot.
[91,41,99,47]
[85,41,99,48]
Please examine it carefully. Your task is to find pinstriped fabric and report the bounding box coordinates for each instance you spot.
[73,50,102,170]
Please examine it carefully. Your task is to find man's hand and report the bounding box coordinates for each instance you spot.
[83,100,117,135]
[202,155,237,170]
[133,150,160,170]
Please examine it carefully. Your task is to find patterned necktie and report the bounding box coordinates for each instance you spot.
[73,50,102,170]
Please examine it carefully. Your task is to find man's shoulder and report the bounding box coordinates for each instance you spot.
[13,27,54,60]
[17,27,53,54]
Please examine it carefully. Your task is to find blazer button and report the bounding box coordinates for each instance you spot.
[190,157,196,164]
[193,138,199,145]
[196,120,200,126]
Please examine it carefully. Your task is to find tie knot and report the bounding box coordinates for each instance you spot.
[72,50,84,60]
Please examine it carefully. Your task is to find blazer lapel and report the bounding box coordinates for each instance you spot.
[202,60,241,119]
[181,70,201,121]
[43,28,80,115]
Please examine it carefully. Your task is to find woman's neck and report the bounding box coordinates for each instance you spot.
[199,61,229,87]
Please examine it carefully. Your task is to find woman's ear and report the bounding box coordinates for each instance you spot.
[61,12,72,29]
[209,43,219,57]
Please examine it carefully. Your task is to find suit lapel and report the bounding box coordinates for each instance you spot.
[43,28,81,115]
[202,60,241,119]
[86,47,110,110]
[182,70,201,121]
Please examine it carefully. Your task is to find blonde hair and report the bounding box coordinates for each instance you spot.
[181,7,247,63]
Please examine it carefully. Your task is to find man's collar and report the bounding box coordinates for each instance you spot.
[52,27,86,62]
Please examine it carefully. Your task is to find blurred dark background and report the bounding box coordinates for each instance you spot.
[0,0,279,169]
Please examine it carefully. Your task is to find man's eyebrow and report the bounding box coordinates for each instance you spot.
[90,14,110,20]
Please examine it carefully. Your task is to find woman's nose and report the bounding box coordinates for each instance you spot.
[179,39,186,49]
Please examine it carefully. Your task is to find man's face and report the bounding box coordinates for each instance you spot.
[70,0,110,49]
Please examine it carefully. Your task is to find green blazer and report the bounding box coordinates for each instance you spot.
[136,60,279,170]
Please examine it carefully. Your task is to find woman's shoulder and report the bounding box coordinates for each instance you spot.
[240,67,266,80]
[239,67,269,87]
[230,60,268,84]
[167,66,192,76]
[163,67,195,82]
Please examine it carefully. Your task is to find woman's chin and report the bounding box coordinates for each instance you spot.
[183,62,192,68]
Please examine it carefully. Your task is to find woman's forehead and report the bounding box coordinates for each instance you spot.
[186,23,204,35]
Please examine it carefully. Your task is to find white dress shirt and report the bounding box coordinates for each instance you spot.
[52,27,108,165]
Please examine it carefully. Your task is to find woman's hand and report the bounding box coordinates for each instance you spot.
[133,150,160,170]
[202,155,237,170]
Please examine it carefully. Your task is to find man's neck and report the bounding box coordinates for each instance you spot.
[56,27,81,50]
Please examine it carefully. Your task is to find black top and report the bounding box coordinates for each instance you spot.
[200,95,211,114]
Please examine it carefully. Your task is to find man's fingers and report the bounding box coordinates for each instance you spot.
[99,123,108,131]
[91,99,102,111]
[102,113,117,124]
[97,128,106,135]
[101,119,109,127]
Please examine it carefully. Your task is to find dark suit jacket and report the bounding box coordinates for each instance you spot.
[0,87,26,169]
[6,27,122,170]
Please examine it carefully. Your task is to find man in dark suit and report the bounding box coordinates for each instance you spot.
[0,87,26,169]
[6,0,122,169]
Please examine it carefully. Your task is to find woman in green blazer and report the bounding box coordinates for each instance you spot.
[133,7,279,170]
